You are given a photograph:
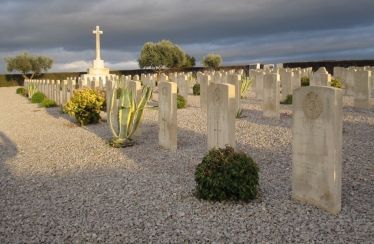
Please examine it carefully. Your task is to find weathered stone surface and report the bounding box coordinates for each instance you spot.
[158,82,177,151]
[178,75,189,105]
[293,70,301,90]
[227,74,241,113]
[354,70,371,109]
[345,69,355,95]
[310,67,331,87]
[207,83,236,150]
[282,71,293,100]
[263,73,280,119]
[200,75,211,109]
[254,71,265,99]
[292,86,342,215]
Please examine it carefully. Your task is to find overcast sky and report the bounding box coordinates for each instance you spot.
[1,0,374,74]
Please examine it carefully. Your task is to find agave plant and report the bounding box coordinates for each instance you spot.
[240,74,253,99]
[108,82,152,148]
[28,84,38,98]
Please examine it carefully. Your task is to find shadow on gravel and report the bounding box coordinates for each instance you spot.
[0,131,18,166]
[239,108,292,128]
[2,91,373,243]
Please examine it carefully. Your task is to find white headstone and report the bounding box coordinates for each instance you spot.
[178,75,189,105]
[160,73,168,82]
[310,67,331,87]
[200,75,211,109]
[292,86,342,215]
[62,80,68,105]
[227,74,241,113]
[354,70,371,109]
[56,80,61,106]
[214,72,222,84]
[207,83,236,150]
[345,69,355,95]
[255,71,265,99]
[158,82,177,151]
[293,70,302,90]
[282,71,293,100]
[263,73,280,119]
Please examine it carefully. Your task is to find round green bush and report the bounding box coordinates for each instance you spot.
[195,146,260,202]
[16,87,27,96]
[331,78,341,88]
[63,88,106,126]
[193,84,200,95]
[31,92,46,103]
[301,76,310,87]
[40,99,58,108]
[280,94,292,105]
[177,94,186,109]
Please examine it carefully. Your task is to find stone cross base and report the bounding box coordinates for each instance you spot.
[93,59,105,69]
[87,67,110,75]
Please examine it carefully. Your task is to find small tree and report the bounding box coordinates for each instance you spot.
[201,53,222,68]
[183,54,196,68]
[138,40,186,81]
[3,51,54,79]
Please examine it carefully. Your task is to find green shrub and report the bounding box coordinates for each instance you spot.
[177,94,186,109]
[280,94,292,104]
[193,84,200,95]
[16,87,27,96]
[63,88,106,126]
[331,78,341,88]
[241,74,253,99]
[195,146,259,202]
[31,92,46,103]
[40,99,58,108]
[236,109,243,118]
[301,76,310,87]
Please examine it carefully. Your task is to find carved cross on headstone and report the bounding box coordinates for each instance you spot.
[161,115,167,134]
[214,121,221,145]
[93,26,103,60]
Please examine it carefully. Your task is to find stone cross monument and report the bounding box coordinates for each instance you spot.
[82,26,110,86]
[93,26,103,64]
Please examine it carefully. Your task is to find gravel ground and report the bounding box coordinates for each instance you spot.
[0,86,373,243]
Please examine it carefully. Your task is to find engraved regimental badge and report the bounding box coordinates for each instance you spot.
[213,87,223,107]
[162,87,168,100]
[302,91,323,119]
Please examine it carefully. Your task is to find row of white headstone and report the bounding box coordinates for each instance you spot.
[195,69,244,84]
[156,81,237,152]
[156,78,343,215]
[23,74,157,106]
[333,66,373,109]
[250,67,312,100]
[248,66,372,115]
[24,67,352,215]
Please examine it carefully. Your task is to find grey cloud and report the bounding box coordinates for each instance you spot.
[0,0,373,73]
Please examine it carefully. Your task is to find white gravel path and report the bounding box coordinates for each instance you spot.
[0,86,373,243]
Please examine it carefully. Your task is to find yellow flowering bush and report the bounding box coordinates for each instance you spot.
[63,88,106,126]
